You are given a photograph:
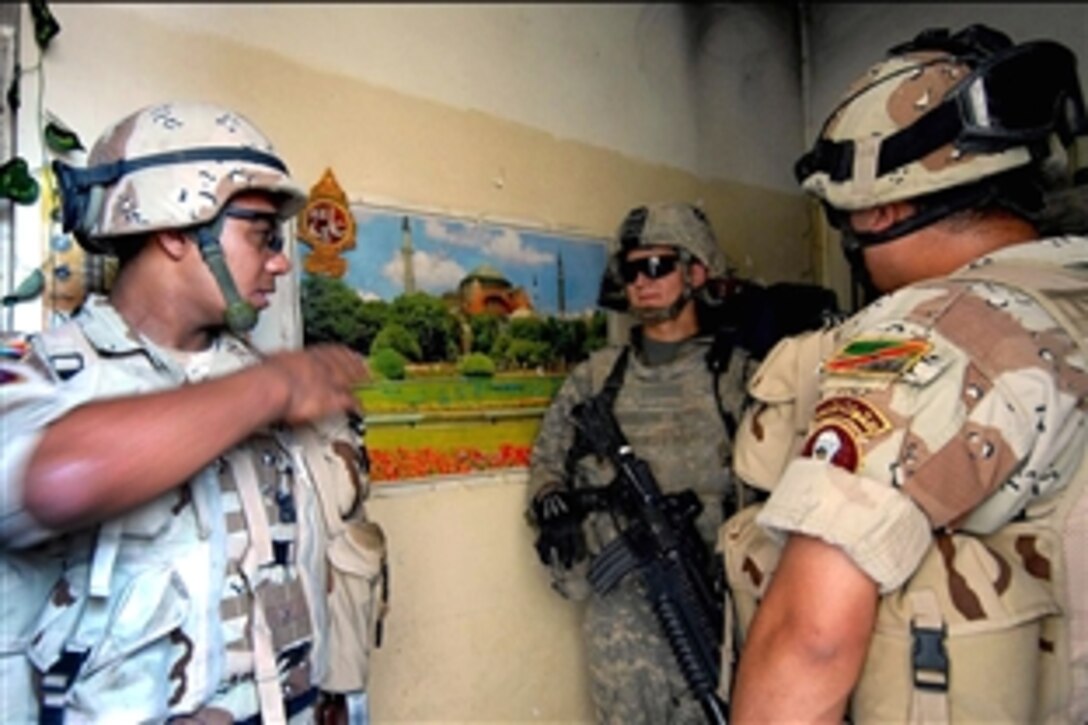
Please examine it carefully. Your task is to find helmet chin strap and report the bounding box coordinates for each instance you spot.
[193,215,259,334]
[840,234,883,308]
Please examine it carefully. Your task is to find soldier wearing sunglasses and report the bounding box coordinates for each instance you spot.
[526,202,755,725]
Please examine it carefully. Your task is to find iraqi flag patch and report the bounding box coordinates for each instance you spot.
[824,337,931,379]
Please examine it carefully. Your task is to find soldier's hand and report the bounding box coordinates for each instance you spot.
[265,344,369,425]
[530,488,586,569]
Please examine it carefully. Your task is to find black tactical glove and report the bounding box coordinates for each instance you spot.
[529,488,587,569]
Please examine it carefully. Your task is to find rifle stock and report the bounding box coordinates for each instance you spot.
[573,396,728,725]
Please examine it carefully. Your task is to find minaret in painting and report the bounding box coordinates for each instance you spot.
[556,252,566,316]
[400,216,416,295]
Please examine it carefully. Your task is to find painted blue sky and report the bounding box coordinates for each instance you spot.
[302,207,609,317]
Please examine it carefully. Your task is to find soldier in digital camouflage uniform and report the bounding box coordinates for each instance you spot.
[526,202,754,725]
[728,25,1088,723]
[0,102,386,723]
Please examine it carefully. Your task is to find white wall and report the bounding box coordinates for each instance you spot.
[805,3,1088,127]
[691,4,803,191]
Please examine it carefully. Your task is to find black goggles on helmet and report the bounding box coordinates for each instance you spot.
[619,253,680,283]
[794,39,1088,186]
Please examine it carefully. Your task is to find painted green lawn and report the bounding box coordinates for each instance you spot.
[358,373,564,414]
[360,374,561,479]
[366,417,542,453]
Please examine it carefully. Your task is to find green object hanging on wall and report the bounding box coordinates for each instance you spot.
[2,268,44,307]
[29,0,61,51]
[6,64,19,113]
[44,121,83,154]
[0,157,40,204]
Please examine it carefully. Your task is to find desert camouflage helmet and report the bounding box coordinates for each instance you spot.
[796,24,1087,212]
[615,201,727,276]
[53,101,307,254]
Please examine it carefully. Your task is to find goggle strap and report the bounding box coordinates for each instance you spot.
[56,146,289,191]
[877,102,962,176]
[800,102,969,186]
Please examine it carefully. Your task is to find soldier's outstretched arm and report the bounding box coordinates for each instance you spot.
[731,532,878,724]
[20,344,367,535]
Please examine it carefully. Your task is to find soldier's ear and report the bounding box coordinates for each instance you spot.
[848,201,916,234]
[154,229,193,261]
[689,260,708,287]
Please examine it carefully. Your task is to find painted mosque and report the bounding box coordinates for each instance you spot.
[398,216,568,319]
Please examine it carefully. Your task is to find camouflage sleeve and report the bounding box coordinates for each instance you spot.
[0,336,91,548]
[526,357,597,503]
[758,279,1087,591]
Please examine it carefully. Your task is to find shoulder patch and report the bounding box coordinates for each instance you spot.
[800,395,891,473]
[824,337,932,379]
[813,396,891,437]
[802,424,860,472]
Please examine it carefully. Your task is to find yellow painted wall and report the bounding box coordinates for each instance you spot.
[366,473,593,723]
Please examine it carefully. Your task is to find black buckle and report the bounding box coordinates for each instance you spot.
[910,621,950,692]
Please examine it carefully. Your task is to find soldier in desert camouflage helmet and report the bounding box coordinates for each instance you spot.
[526,201,755,724]
[1,102,386,722]
[729,24,1088,723]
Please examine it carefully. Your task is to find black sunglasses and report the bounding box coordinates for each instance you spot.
[222,206,285,253]
[620,254,680,284]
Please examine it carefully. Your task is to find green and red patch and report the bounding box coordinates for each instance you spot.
[824,337,931,378]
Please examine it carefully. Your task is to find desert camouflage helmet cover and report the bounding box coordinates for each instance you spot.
[797,27,1087,211]
[616,201,728,276]
[802,52,1031,211]
[56,101,307,254]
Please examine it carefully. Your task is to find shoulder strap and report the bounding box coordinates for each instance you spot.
[561,348,630,486]
[707,328,741,440]
[598,346,630,412]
